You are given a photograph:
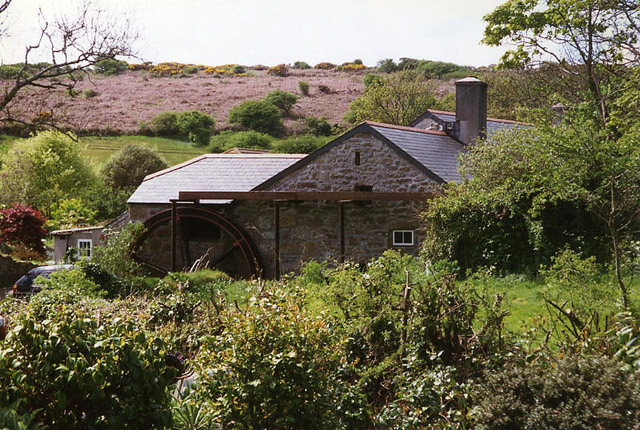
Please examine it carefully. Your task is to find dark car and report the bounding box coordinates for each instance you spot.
[12,265,73,296]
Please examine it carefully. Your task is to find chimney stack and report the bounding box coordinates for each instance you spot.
[455,77,487,145]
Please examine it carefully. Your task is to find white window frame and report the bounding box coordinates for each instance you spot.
[392,230,415,246]
[77,239,93,260]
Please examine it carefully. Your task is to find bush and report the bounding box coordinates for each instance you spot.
[46,198,98,231]
[293,61,311,69]
[176,110,215,146]
[232,64,246,74]
[209,130,273,152]
[264,90,298,115]
[192,288,350,429]
[101,144,168,192]
[298,80,310,96]
[318,84,331,94]
[94,58,128,76]
[92,222,146,282]
[314,62,336,70]
[337,62,367,72]
[363,73,383,88]
[0,315,176,428]
[474,355,640,429]
[228,99,283,136]
[0,204,47,257]
[377,58,399,73]
[82,88,97,98]
[148,111,180,136]
[273,135,328,153]
[0,64,22,79]
[267,64,289,77]
[302,116,333,136]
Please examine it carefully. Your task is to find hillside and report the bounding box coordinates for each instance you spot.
[7,68,373,135]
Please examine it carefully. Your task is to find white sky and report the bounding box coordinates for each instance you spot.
[0,0,510,67]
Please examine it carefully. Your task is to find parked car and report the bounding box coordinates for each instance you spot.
[12,265,73,296]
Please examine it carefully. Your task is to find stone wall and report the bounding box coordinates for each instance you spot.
[267,133,439,192]
[0,255,36,289]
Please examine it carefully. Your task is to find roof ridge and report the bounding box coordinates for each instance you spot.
[363,121,448,136]
[425,109,531,125]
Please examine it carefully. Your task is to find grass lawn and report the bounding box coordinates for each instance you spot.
[80,136,206,166]
[0,135,207,168]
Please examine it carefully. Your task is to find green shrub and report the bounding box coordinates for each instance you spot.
[314,62,336,70]
[209,130,273,152]
[273,135,328,153]
[46,197,98,231]
[264,89,298,115]
[92,222,146,283]
[0,64,23,79]
[193,288,350,429]
[474,355,640,429]
[176,110,215,146]
[101,144,168,191]
[298,80,310,96]
[182,66,199,75]
[82,88,97,98]
[377,58,399,73]
[302,116,333,136]
[148,111,180,136]
[363,73,383,88]
[228,99,283,136]
[353,59,363,65]
[94,58,128,76]
[267,64,289,77]
[293,61,311,69]
[232,64,246,74]
[0,315,175,428]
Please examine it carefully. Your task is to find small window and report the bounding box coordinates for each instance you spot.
[392,230,414,246]
[355,151,361,166]
[77,239,92,259]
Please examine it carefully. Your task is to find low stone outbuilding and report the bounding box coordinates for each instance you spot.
[128,78,526,279]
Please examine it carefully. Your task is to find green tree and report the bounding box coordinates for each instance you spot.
[0,131,97,215]
[101,144,168,192]
[93,58,128,76]
[483,0,640,126]
[344,71,440,126]
[264,90,298,115]
[47,198,98,231]
[228,99,283,136]
[176,110,215,146]
[208,130,272,152]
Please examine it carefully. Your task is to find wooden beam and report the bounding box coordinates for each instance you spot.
[274,201,281,280]
[170,200,177,272]
[339,201,345,263]
[179,191,435,201]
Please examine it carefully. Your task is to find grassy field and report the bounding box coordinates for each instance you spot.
[0,135,207,168]
[79,136,206,166]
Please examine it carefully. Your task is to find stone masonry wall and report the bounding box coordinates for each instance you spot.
[267,133,439,192]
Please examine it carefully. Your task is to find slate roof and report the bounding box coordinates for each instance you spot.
[412,109,530,137]
[127,154,305,204]
[367,122,467,183]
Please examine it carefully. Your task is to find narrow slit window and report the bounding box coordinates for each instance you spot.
[77,239,93,259]
[392,230,414,246]
[355,151,361,166]
[355,185,373,192]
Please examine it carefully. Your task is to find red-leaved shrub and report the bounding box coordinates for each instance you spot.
[0,204,48,257]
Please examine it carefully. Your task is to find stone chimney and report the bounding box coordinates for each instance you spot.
[455,77,487,144]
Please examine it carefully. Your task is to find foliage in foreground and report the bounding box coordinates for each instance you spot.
[0,315,175,429]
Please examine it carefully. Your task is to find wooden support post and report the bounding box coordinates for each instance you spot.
[170,200,177,272]
[274,201,281,280]
[339,201,345,263]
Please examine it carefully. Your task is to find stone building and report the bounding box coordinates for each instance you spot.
[127,77,525,279]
